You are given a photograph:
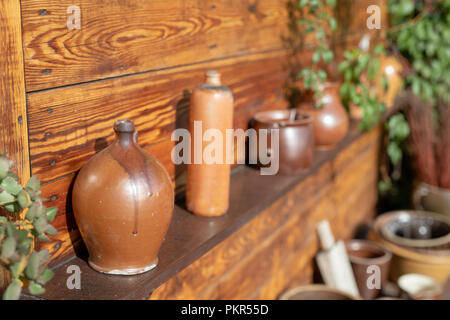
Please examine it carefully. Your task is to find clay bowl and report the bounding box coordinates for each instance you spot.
[413,182,450,219]
[370,211,450,284]
[251,109,315,175]
[379,210,450,250]
[345,240,392,300]
[279,285,360,300]
[398,273,442,300]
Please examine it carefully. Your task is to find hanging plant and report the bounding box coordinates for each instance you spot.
[338,44,388,130]
[0,154,57,300]
[295,0,338,108]
[387,0,450,189]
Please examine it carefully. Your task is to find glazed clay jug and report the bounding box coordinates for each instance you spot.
[374,55,403,108]
[298,82,349,149]
[72,120,174,275]
[186,70,234,217]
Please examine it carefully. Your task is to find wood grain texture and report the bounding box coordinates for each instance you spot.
[0,0,30,183]
[27,50,288,185]
[149,127,381,300]
[21,0,289,91]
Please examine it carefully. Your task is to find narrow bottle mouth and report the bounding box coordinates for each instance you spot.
[205,70,221,85]
[114,119,135,133]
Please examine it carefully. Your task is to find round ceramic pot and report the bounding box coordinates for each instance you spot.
[379,210,450,250]
[298,82,349,150]
[72,120,174,275]
[413,182,450,218]
[251,109,315,175]
[279,285,359,300]
[345,240,392,300]
[370,211,450,284]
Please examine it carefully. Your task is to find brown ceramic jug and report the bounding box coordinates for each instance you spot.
[72,120,174,275]
[298,82,349,149]
[186,71,234,217]
[374,55,403,108]
[251,109,315,174]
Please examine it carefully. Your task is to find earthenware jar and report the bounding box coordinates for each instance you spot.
[374,55,403,108]
[379,210,450,250]
[345,240,392,300]
[298,82,349,149]
[186,70,234,217]
[413,182,450,219]
[72,120,174,275]
[370,211,450,283]
[251,109,315,175]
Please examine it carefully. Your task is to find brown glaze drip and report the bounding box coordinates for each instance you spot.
[109,120,153,235]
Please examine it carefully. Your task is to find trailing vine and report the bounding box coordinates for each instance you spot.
[295,0,338,108]
[338,44,388,131]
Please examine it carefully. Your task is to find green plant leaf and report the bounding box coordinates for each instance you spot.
[1,236,16,259]
[25,176,40,193]
[45,207,58,222]
[37,268,54,285]
[25,251,40,280]
[17,190,31,209]
[2,280,22,300]
[28,280,45,295]
[0,157,12,180]
[0,176,23,196]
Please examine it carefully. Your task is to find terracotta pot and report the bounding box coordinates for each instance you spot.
[186,70,234,217]
[72,120,174,275]
[379,210,450,250]
[345,240,392,300]
[413,182,450,219]
[251,109,315,175]
[298,82,349,150]
[370,211,450,284]
[279,285,360,300]
[374,55,404,108]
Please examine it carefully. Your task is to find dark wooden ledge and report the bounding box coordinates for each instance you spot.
[24,119,381,300]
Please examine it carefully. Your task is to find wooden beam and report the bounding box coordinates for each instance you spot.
[0,0,30,184]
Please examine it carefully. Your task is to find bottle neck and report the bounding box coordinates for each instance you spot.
[205,70,221,86]
[114,120,137,148]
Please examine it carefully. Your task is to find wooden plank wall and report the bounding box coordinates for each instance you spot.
[0,0,387,266]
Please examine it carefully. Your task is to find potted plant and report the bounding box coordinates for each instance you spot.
[286,0,349,149]
[387,0,450,216]
[0,154,57,300]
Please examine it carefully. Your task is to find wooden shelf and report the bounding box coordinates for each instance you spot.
[22,120,378,300]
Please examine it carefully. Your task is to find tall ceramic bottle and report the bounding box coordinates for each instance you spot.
[72,120,174,275]
[187,71,234,217]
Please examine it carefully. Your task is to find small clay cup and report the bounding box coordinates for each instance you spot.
[345,240,392,300]
[251,109,315,175]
